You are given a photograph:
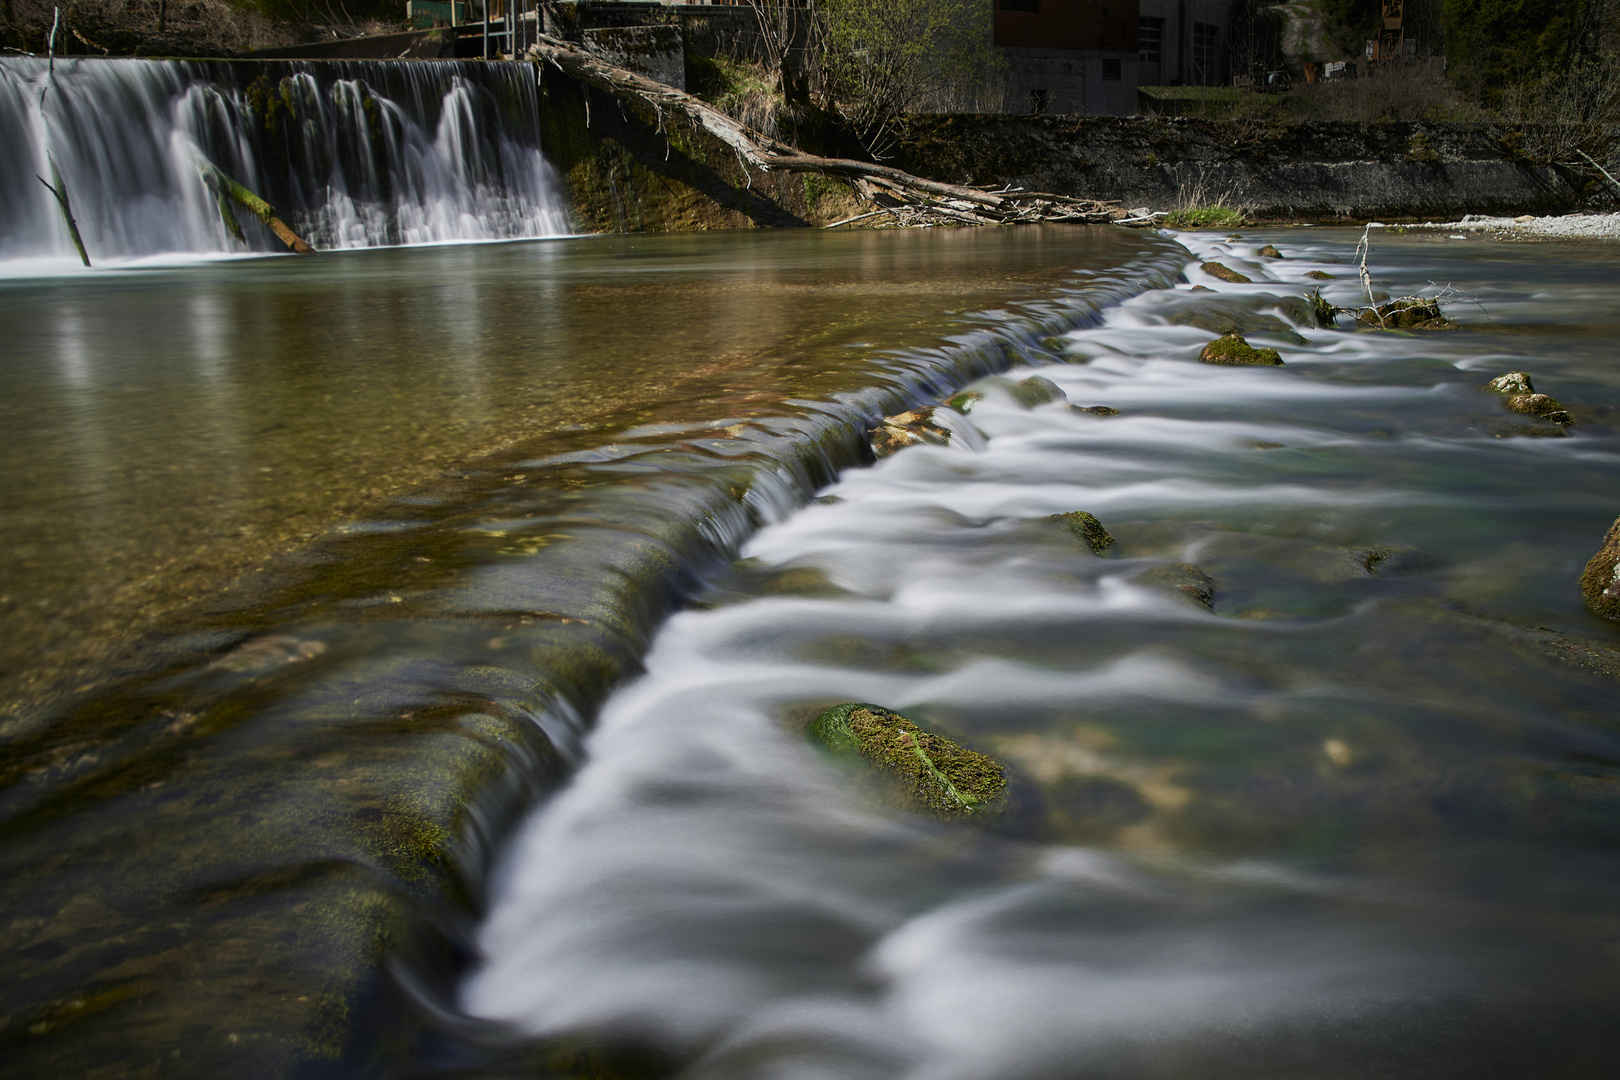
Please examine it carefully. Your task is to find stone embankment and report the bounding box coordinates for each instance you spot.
[891,116,1620,225]
[534,63,1620,232]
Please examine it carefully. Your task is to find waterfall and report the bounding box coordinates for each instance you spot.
[0,57,571,266]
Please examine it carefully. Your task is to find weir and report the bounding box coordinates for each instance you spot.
[0,57,570,264]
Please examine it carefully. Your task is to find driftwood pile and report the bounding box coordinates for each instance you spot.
[526,34,1123,229]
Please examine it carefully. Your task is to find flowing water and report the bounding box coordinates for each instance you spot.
[0,57,568,267]
[460,232,1620,1079]
[0,224,1180,1077]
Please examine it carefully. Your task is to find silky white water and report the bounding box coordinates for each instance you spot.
[0,57,569,268]
[461,231,1620,1078]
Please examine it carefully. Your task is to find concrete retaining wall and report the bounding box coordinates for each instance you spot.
[893,115,1620,222]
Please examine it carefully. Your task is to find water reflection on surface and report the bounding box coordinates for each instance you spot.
[465,233,1620,1078]
[0,228,1142,710]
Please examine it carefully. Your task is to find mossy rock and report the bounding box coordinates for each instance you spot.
[1072,404,1120,417]
[1484,371,1534,395]
[1356,298,1459,330]
[1201,261,1252,284]
[1167,307,1297,339]
[1137,563,1216,610]
[809,703,1006,816]
[1305,270,1334,280]
[1046,510,1116,554]
[944,391,983,414]
[1258,244,1283,258]
[1010,375,1066,408]
[1199,333,1283,366]
[1579,515,1620,621]
[1504,393,1573,425]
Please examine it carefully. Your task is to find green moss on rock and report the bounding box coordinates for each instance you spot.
[809,703,1006,815]
[1579,515,1620,621]
[1485,371,1534,395]
[1504,393,1573,425]
[1356,298,1459,330]
[1047,510,1116,554]
[1305,270,1334,280]
[1010,375,1066,408]
[1201,261,1252,284]
[1258,244,1283,258]
[1199,333,1283,366]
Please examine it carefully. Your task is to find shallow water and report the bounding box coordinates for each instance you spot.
[0,226,1180,1077]
[0,228,1150,712]
[463,231,1620,1078]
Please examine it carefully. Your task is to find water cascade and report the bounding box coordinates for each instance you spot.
[0,57,570,266]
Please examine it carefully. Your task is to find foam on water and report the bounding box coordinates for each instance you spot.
[0,57,569,266]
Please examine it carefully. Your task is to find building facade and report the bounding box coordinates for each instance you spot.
[992,0,1139,115]
[1136,0,1230,86]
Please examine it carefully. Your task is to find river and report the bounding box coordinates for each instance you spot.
[3,55,1620,1080]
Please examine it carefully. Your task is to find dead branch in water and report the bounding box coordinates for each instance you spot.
[37,157,90,267]
[526,34,1121,228]
[192,155,316,254]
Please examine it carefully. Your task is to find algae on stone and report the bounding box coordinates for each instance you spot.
[809,702,1006,816]
[1305,270,1334,280]
[1047,510,1116,554]
[1579,515,1620,621]
[1258,245,1283,258]
[1010,375,1066,408]
[1199,333,1283,366]
[1485,371,1534,395]
[1137,563,1217,610]
[1504,393,1573,425]
[1201,261,1252,284]
[1356,298,1458,330]
[1073,405,1120,416]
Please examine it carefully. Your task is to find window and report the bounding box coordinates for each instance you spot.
[1101,58,1122,81]
[1139,17,1163,63]
[999,0,1038,12]
[1192,22,1219,84]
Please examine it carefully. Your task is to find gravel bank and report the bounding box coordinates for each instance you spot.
[1413,212,1620,239]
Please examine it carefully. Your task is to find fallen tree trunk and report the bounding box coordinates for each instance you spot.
[193,156,317,254]
[37,159,90,268]
[526,34,1121,227]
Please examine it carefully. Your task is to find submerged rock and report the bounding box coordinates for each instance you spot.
[809,703,1007,815]
[1199,333,1283,366]
[1305,270,1334,280]
[1010,375,1067,408]
[1072,405,1120,416]
[1168,307,1299,339]
[1356,298,1459,330]
[1047,510,1116,554]
[1137,563,1217,610]
[1258,244,1283,258]
[1579,515,1620,621]
[870,407,951,457]
[1201,261,1252,284]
